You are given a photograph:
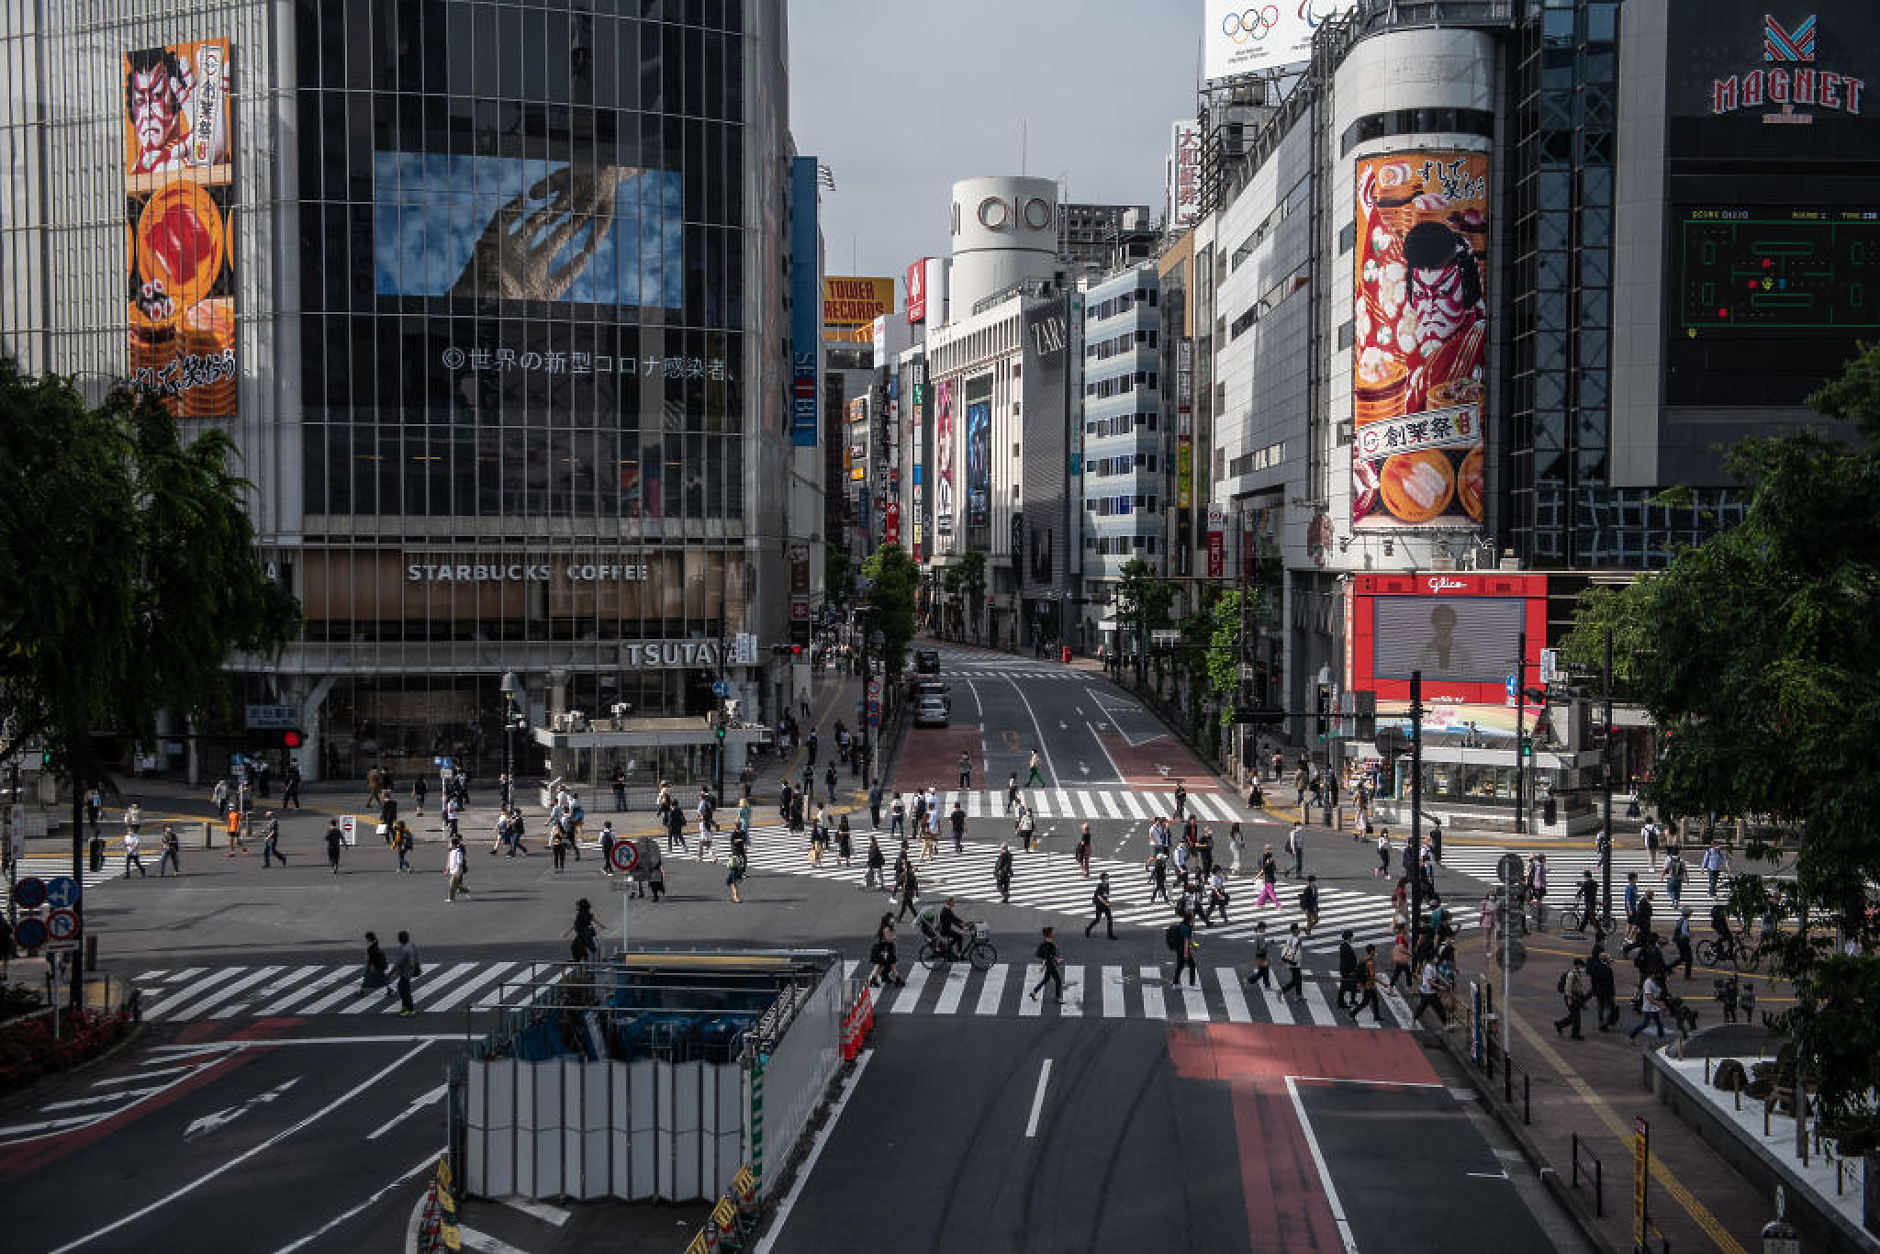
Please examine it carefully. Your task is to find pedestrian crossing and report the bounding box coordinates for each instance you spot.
[1436,846,1737,916]
[132,958,577,1023]
[856,959,1421,1028]
[733,823,1435,956]
[873,787,1247,824]
[942,668,1100,682]
[124,957,1423,1030]
[8,855,119,890]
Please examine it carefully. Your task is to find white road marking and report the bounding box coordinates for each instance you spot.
[51,1044,427,1254]
[1102,966,1126,1018]
[888,963,930,1014]
[364,1083,448,1141]
[269,1149,439,1254]
[1214,967,1252,1023]
[1058,965,1083,1017]
[1023,1058,1053,1139]
[752,1049,873,1254]
[1139,967,1167,1020]
[934,964,971,1015]
[1285,1076,1360,1253]
[497,1196,570,1226]
[458,1228,530,1254]
[975,963,1010,1015]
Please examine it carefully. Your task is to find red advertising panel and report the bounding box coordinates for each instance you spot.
[1349,571,1547,707]
[884,500,900,545]
[905,258,928,324]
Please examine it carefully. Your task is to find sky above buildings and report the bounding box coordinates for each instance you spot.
[788,0,1203,291]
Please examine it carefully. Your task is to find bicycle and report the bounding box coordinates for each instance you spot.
[917,921,998,972]
[1696,935,1759,971]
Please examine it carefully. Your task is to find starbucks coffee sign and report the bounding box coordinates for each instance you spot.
[404,560,649,583]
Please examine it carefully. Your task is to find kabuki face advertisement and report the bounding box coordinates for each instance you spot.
[123,39,235,419]
[1351,150,1488,531]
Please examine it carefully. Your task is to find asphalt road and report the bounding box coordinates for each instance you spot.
[766,1014,1570,1254]
[1,1025,446,1253]
[4,641,1583,1251]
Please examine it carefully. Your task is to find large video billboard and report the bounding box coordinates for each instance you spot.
[123,39,235,418]
[934,378,955,536]
[374,154,683,307]
[1351,150,1488,531]
[1349,571,1547,707]
[965,399,990,529]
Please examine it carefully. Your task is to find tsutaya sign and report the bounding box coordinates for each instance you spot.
[405,560,649,583]
[620,639,727,669]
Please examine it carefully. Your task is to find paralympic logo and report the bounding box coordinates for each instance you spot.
[1300,0,1342,28]
[1222,5,1281,43]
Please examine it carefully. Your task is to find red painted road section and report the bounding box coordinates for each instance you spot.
[0,1018,296,1175]
[1096,729,1222,793]
[1167,1022,1438,1251]
[892,726,981,793]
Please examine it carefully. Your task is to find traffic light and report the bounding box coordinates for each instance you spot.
[280,729,305,750]
[714,713,727,742]
[40,748,53,767]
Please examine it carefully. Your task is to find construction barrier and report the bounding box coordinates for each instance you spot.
[687,1163,761,1253]
[416,1154,461,1253]
[840,984,874,1061]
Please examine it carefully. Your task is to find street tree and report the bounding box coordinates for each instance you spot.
[1562,341,1880,1146]
[1115,557,1175,679]
[824,541,856,607]
[955,549,987,642]
[860,543,919,676]
[0,361,301,1000]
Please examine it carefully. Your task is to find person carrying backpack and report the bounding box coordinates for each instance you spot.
[1554,959,1588,1039]
[1030,927,1065,1003]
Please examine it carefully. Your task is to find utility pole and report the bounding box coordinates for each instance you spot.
[1410,670,1425,948]
[1514,628,1526,835]
[1237,507,1251,785]
[1601,627,1614,928]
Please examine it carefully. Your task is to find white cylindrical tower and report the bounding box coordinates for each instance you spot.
[948,176,1058,316]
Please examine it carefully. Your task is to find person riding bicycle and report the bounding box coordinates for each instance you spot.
[937,896,969,961]
[1710,900,1737,961]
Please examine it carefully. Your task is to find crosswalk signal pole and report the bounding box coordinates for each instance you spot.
[1601,627,1615,930]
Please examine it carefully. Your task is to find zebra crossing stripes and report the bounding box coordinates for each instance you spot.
[884,787,1245,824]
[1436,846,1736,914]
[11,856,117,891]
[133,958,553,1023]
[866,961,1417,1029]
[731,825,1423,954]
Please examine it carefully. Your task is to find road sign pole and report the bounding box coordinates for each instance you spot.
[1514,629,1526,835]
[69,761,83,1007]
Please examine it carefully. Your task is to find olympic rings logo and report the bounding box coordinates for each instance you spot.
[1222,5,1281,43]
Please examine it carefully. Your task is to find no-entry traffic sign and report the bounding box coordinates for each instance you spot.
[608,841,641,874]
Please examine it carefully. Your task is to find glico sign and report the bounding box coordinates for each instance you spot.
[1710,13,1865,122]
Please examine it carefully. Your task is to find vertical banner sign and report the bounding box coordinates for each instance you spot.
[1351,150,1489,531]
[1206,503,1225,578]
[1168,121,1202,228]
[1633,1116,1649,1249]
[124,39,236,418]
[905,257,928,324]
[884,500,900,546]
[790,158,820,447]
[934,379,956,536]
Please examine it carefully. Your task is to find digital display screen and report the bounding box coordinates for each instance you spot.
[1675,207,1880,333]
[1371,596,1523,684]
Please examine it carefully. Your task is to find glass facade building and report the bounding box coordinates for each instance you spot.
[1,0,801,785]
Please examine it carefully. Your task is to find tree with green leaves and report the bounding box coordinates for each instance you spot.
[1560,342,1880,1147]
[1115,557,1176,682]
[955,549,987,642]
[824,541,856,607]
[1204,590,1253,730]
[0,361,301,1001]
[860,543,920,676]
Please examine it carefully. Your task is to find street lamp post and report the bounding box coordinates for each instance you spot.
[499,671,521,810]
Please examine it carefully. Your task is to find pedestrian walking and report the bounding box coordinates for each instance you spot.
[1029,927,1065,1003]
[869,780,883,829]
[864,835,886,890]
[1025,750,1045,787]
[613,767,628,813]
[869,914,904,987]
[445,834,468,901]
[1005,773,1020,814]
[551,823,569,872]
[157,826,181,876]
[950,802,967,855]
[261,812,285,867]
[896,862,920,921]
[1389,930,1413,991]
[392,821,413,871]
[1348,945,1382,1023]
[1554,958,1588,1039]
[412,775,427,817]
[1412,959,1450,1023]
[1335,930,1359,1009]
[1278,924,1305,998]
[85,788,102,834]
[958,751,972,791]
[993,842,1014,903]
[123,829,147,878]
[1255,848,1280,908]
[1672,909,1695,980]
[442,794,461,843]
[1375,831,1392,878]
[889,792,906,839]
[1700,840,1730,899]
[1229,822,1245,875]
[566,898,605,961]
[806,728,819,767]
[389,930,420,1016]
[1589,949,1619,1030]
[1286,824,1305,879]
[1628,973,1668,1040]
[361,932,390,996]
[281,762,301,809]
[1246,921,1272,986]
[1085,871,1116,939]
[1662,847,1687,908]
[1174,781,1188,818]
[1075,824,1092,876]
[824,762,838,805]
[1147,850,1170,903]
[1170,915,1199,986]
